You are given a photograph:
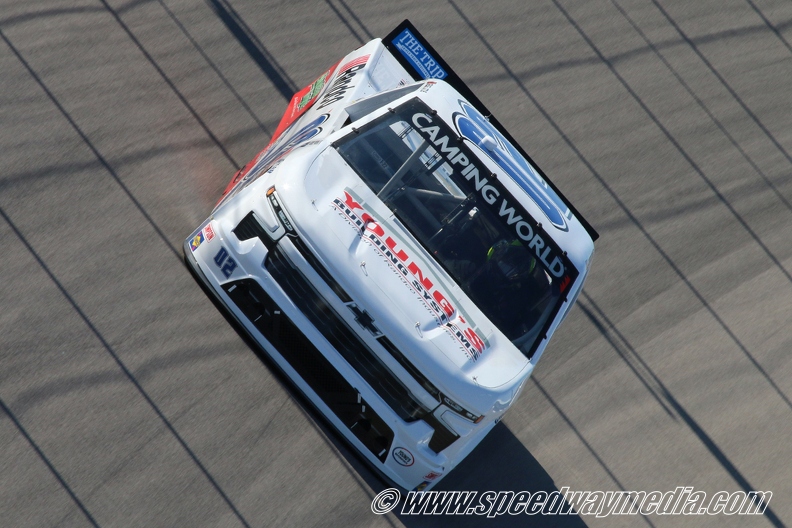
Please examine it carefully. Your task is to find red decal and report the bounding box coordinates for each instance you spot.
[334,192,488,360]
[343,191,363,211]
[407,262,434,291]
[339,55,370,73]
[269,60,340,145]
[559,275,571,293]
[203,224,215,241]
[464,328,486,353]
[433,291,455,319]
[385,236,408,262]
[365,217,384,236]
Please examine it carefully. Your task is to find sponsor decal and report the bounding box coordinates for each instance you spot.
[424,471,442,481]
[296,69,332,113]
[392,28,447,80]
[414,481,431,492]
[316,55,370,109]
[419,81,436,93]
[189,231,204,252]
[410,111,570,279]
[339,55,370,73]
[219,113,329,207]
[203,224,215,241]
[246,113,329,182]
[392,447,414,467]
[333,191,487,361]
[453,100,572,231]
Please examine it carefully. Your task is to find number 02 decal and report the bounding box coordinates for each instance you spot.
[213,247,237,278]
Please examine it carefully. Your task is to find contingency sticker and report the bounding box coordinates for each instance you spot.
[203,223,215,241]
[189,231,205,252]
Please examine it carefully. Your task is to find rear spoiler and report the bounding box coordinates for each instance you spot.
[383,20,599,242]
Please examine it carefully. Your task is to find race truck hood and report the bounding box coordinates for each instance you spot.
[273,145,531,413]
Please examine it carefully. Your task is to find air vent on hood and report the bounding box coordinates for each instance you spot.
[233,212,276,250]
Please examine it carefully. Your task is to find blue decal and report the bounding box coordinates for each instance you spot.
[189,231,204,252]
[243,113,329,185]
[220,114,330,208]
[454,101,570,231]
[213,247,237,279]
[393,28,447,80]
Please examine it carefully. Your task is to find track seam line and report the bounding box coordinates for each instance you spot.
[0,27,181,261]
[0,397,100,527]
[611,0,792,216]
[156,0,272,136]
[648,0,792,169]
[0,202,253,528]
[98,0,241,170]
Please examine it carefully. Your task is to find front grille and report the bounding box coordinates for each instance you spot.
[290,237,352,303]
[266,245,430,423]
[288,237,443,404]
[223,278,393,462]
[379,337,441,401]
[229,208,461,453]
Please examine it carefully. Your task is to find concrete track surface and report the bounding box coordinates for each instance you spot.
[1,0,791,526]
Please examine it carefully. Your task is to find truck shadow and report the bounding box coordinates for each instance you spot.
[394,422,587,527]
[186,258,585,526]
[190,256,586,528]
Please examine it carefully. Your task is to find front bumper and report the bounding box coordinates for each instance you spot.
[182,217,486,491]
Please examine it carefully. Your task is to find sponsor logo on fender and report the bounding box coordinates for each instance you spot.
[218,114,330,209]
[316,55,370,109]
[248,113,329,180]
[333,191,486,361]
[296,70,332,113]
[189,231,204,252]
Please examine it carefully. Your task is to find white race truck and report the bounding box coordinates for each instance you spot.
[184,20,598,492]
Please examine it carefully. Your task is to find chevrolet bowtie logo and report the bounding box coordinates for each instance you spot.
[347,304,382,337]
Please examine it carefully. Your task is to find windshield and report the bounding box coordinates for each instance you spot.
[334,98,577,357]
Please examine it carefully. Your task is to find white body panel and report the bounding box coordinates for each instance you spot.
[185,34,594,491]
